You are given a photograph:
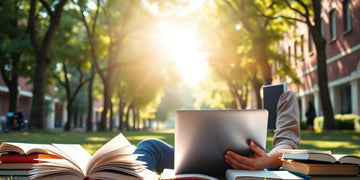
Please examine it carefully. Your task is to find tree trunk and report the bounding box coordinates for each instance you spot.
[8,84,19,113]
[313,36,336,129]
[239,83,249,109]
[86,70,94,131]
[99,82,110,131]
[258,54,273,85]
[125,104,133,130]
[226,80,241,109]
[29,53,48,129]
[109,101,114,130]
[64,102,73,131]
[74,109,78,128]
[311,0,336,130]
[135,108,140,130]
[98,46,116,131]
[1,54,21,113]
[118,100,126,130]
[250,73,263,109]
[28,0,68,130]
[132,107,137,130]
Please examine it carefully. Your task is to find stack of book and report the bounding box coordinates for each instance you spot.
[0,142,63,180]
[280,149,360,180]
[0,133,159,180]
[0,142,61,180]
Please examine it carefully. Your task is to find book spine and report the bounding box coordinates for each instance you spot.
[0,153,62,163]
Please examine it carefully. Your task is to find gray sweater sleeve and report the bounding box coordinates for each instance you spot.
[273,91,301,149]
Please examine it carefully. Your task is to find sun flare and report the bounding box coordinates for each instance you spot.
[157,22,208,87]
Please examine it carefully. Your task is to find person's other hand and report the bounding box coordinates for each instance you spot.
[224,141,269,170]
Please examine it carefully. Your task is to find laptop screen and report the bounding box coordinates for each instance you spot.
[174,109,268,177]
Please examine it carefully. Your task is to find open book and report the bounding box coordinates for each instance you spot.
[0,133,158,180]
[280,149,360,165]
[0,142,54,155]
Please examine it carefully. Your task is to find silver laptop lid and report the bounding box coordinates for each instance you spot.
[174,109,268,177]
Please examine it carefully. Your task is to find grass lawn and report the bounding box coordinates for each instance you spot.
[0,130,359,180]
[1,129,359,155]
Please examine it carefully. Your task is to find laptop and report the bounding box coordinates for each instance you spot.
[174,109,268,177]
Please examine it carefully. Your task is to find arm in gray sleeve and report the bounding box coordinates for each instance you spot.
[273,91,301,149]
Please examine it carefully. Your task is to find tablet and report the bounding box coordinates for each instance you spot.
[263,83,286,130]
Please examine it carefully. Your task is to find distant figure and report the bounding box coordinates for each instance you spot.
[14,107,25,129]
[305,101,316,133]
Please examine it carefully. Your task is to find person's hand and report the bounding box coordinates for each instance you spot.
[224,141,269,170]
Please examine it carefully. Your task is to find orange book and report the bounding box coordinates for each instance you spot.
[0,153,62,163]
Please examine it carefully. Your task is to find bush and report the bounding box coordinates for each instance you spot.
[314,116,324,133]
[313,114,360,132]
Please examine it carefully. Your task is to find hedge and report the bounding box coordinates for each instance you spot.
[313,114,360,133]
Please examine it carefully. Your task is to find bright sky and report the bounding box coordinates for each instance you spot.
[147,0,209,87]
[157,21,209,87]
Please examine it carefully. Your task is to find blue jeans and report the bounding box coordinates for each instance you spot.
[134,139,174,173]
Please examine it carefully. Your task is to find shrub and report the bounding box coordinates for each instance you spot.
[314,116,324,133]
[313,114,360,132]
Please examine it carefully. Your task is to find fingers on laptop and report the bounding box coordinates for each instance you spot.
[249,141,266,156]
[224,150,258,170]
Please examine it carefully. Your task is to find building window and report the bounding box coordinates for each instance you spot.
[340,85,352,114]
[343,0,351,32]
[329,9,336,40]
[308,30,313,53]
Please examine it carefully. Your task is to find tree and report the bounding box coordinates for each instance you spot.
[53,62,90,131]
[28,0,68,129]
[194,73,235,109]
[220,0,300,108]
[0,0,31,113]
[72,0,101,131]
[275,0,336,129]
[50,12,91,131]
[198,0,298,108]
[95,0,155,131]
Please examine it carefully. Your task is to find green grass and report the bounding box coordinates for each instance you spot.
[0,130,359,180]
[1,129,359,156]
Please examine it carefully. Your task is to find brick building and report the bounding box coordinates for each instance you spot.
[274,0,360,120]
[0,75,102,130]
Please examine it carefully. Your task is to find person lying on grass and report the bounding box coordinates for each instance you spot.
[134,91,300,173]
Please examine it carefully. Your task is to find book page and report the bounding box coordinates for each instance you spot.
[279,149,332,154]
[87,148,140,173]
[0,142,52,154]
[89,157,145,174]
[51,144,91,175]
[31,159,84,178]
[86,133,132,173]
[334,154,360,164]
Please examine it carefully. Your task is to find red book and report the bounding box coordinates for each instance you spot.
[0,153,62,163]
